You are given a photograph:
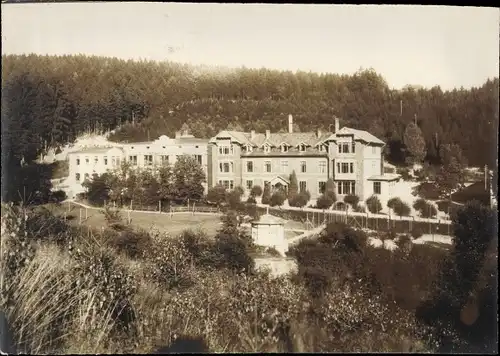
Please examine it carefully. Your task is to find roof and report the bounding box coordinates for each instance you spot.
[68,147,123,155]
[210,126,385,147]
[252,214,285,225]
[334,127,385,145]
[367,174,401,182]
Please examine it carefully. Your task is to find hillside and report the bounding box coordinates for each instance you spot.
[2,54,498,175]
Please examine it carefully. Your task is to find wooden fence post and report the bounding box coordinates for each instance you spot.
[85,208,88,220]
[159,200,161,213]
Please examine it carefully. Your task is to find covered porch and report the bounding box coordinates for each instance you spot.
[268,175,290,195]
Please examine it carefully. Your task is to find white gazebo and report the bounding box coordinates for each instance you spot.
[251,208,288,256]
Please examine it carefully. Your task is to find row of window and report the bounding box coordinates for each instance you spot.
[219,160,323,174]
[337,162,355,174]
[75,173,89,182]
[76,156,121,166]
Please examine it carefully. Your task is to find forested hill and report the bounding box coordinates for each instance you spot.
[2,54,498,168]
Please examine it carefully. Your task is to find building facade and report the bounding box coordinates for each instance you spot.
[67,129,209,198]
[208,115,397,201]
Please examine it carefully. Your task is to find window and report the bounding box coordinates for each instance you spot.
[337,162,340,173]
[116,157,121,165]
[85,157,89,164]
[75,173,80,182]
[129,155,137,166]
[94,156,98,164]
[246,180,253,190]
[84,173,90,180]
[111,157,116,166]
[161,155,169,164]
[318,181,326,194]
[243,144,253,153]
[338,145,342,153]
[194,155,202,165]
[373,181,381,194]
[218,180,234,190]
[341,162,349,173]
[219,162,233,173]
[300,161,306,173]
[219,146,232,155]
[263,144,271,153]
[319,161,327,173]
[265,161,272,173]
[144,155,153,166]
[146,146,150,149]
[352,142,356,153]
[281,160,288,173]
[281,144,288,153]
[76,157,80,165]
[350,163,354,173]
[372,146,376,154]
[247,161,253,172]
[104,156,108,165]
[299,181,307,192]
[337,181,356,195]
[299,144,306,152]
[339,142,350,154]
[319,145,326,152]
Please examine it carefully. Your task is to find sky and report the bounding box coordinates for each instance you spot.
[1,3,499,90]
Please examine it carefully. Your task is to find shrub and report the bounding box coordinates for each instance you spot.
[388,197,411,217]
[49,190,67,203]
[206,185,227,207]
[289,191,310,208]
[353,205,366,213]
[413,198,437,218]
[261,184,272,205]
[270,191,286,207]
[366,195,383,214]
[250,185,263,197]
[246,195,257,204]
[107,228,153,259]
[234,186,245,197]
[333,201,346,211]
[324,178,337,203]
[343,194,360,208]
[102,206,125,230]
[316,194,334,210]
[411,227,424,239]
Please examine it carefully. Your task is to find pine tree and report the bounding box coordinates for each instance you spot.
[403,122,427,165]
[261,183,272,205]
[288,170,299,205]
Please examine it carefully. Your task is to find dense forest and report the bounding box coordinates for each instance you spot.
[2,54,498,173]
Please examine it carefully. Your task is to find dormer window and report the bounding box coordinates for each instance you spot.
[263,144,271,153]
[243,144,253,153]
[299,144,307,152]
[319,145,325,152]
[280,144,289,153]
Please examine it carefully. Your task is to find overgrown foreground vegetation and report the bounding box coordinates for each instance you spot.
[1,201,497,353]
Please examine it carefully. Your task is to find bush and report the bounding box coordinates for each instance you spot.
[49,190,67,203]
[250,185,263,197]
[413,198,437,218]
[366,195,383,214]
[388,197,411,217]
[353,205,366,213]
[316,194,334,210]
[261,184,272,205]
[289,191,310,208]
[411,227,424,239]
[270,191,286,207]
[333,201,346,211]
[246,195,257,204]
[107,228,153,259]
[343,194,360,208]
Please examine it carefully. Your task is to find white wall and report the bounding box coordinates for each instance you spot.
[251,224,288,256]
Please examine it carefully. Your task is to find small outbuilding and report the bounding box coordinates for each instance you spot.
[251,210,288,256]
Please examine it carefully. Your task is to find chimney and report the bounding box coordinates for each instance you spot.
[265,130,270,140]
[317,128,322,138]
[335,117,340,133]
[288,114,293,133]
[250,130,256,140]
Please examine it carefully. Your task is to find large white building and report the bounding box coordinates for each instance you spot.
[66,129,209,198]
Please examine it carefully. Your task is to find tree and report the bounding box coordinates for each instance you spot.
[292,191,310,208]
[365,195,382,214]
[435,144,467,199]
[138,170,160,207]
[288,170,299,205]
[82,173,110,206]
[325,178,337,203]
[206,184,227,208]
[343,194,360,208]
[403,122,427,165]
[270,191,286,207]
[250,185,263,197]
[158,163,175,206]
[387,198,411,217]
[316,194,334,210]
[261,183,272,205]
[172,155,206,202]
[413,198,437,218]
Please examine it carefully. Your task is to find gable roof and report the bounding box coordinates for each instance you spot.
[210,126,385,146]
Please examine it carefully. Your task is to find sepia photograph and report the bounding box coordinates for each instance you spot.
[1,2,498,354]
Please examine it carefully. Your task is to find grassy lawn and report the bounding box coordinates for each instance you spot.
[47,202,222,237]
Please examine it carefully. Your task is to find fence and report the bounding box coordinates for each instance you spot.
[257,205,453,236]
